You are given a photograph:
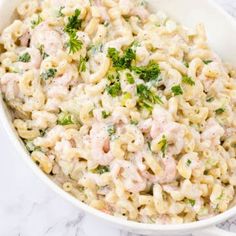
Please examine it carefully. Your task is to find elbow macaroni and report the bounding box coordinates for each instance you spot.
[0,0,235,224]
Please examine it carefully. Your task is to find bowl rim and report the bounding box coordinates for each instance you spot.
[1,0,236,232]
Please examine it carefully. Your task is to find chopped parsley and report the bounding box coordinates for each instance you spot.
[131,120,139,125]
[132,61,160,82]
[18,52,31,63]
[40,68,57,80]
[182,75,195,86]
[93,165,110,174]
[107,46,136,70]
[38,45,49,59]
[107,125,116,136]
[186,159,192,167]
[184,61,189,68]
[137,84,163,111]
[158,135,168,157]
[89,109,94,117]
[64,9,82,33]
[25,141,41,153]
[140,0,147,6]
[126,73,135,84]
[107,71,119,83]
[106,72,122,97]
[66,31,83,54]
[31,15,43,29]
[102,111,111,119]
[206,97,214,102]
[63,9,83,53]
[58,6,65,17]
[215,108,225,115]
[171,85,183,96]
[121,92,132,106]
[78,56,87,72]
[131,40,141,48]
[217,193,224,201]
[107,81,121,97]
[188,199,196,206]
[203,60,213,65]
[57,113,74,125]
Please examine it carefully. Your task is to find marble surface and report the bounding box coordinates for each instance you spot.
[0,1,236,236]
[215,0,236,18]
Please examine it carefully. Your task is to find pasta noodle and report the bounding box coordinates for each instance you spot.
[0,0,235,224]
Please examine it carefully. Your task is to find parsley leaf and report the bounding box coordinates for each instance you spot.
[107,48,119,65]
[18,52,31,63]
[182,75,195,86]
[140,0,147,6]
[132,61,160,82]
[217,193,224,201]
[25,141,41,153]
[203,60,213,65]
[107,125,116,136]
[38,45,49,59]
[126,73,135,84]
[66,31,83,53]
[40,68,57,80]
[107,46,136,70]
[215,108,225,115]
[57,113,74,125]
[107,71,119,83]
[121,92,132,106]
[107,81,121,97]
[188,199,196,206]
[102,111,111,119]
[131,40,141,48]
[158,135,168,157]
[137,84,163,111]
[171,85,183,96]
[64,9,83,53]
[93,165,109,174]
[206,97,214,102]
[131,120,138,125]
[78,56,87,72]
[184,61,189,68]
[64,9,82,33]
[31,15,43,29]
[186,159,192,166]
[58,6,65,17]
[106,72,122,97]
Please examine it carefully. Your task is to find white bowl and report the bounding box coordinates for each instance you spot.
[1,0,236,235]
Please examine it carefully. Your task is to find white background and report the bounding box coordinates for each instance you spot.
[0,0,236,235]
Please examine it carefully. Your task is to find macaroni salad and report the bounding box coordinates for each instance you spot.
[0,0,236,224]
